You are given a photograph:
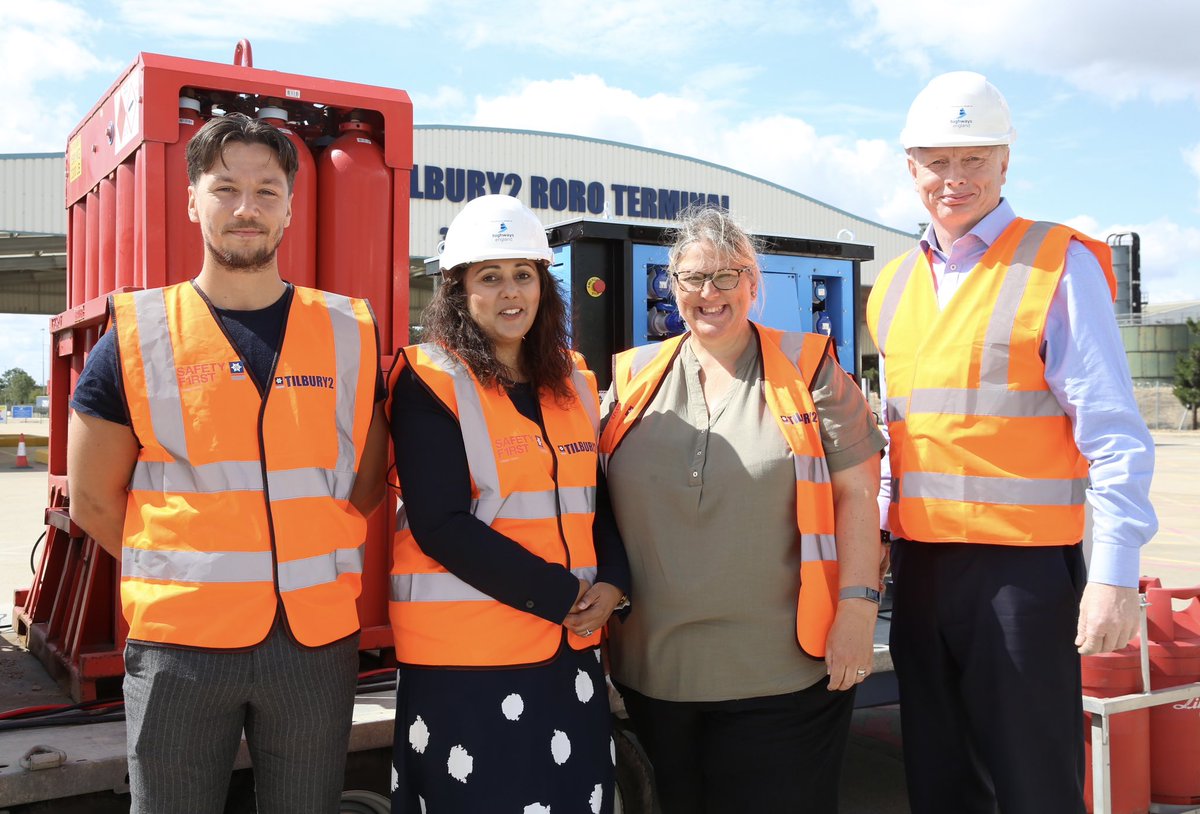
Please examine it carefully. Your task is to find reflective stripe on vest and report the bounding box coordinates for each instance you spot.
[128,288,363,500]
[391,566,598,604]
[387,343,602,667]
[124,543,365,592]
[599,325,840,658]
[114,282,377,648]
[867,218,1116,545]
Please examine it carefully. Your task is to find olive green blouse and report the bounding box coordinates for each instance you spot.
[605,336,885,702]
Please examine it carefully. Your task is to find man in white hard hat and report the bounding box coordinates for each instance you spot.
[866,72,1157,813]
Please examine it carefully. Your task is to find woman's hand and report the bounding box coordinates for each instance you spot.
[563,581,624,636]
[825,598,878,691]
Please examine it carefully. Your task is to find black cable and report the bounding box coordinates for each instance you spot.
[0,698,125,720]
[355,680,397,695]
[0,674,395,733]
[30,528,47,573]
[0,711,127,732]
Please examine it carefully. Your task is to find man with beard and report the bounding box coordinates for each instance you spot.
[67,113,389,814]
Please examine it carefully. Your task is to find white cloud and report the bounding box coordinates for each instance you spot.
[112,0,432,42]
[1184,143,1200,210]
[1063,214,1200,303]
[468,74,921,230]
[849,0,1200,102]
[447,0,813,57]
[411,86,470,122]
[0,2,120,152]
[0,315,52,386]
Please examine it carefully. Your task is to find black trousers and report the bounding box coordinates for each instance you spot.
[617,679,856,814]
[889,539,1088,814]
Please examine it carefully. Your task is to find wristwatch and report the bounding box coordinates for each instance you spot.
[614,593,631,611]
[839,585,881,604]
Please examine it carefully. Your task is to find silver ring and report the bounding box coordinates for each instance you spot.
[856,668,867,677]
[584,629,592,637]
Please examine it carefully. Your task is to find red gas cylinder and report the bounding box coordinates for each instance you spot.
[257,105,317,288]
[1144,584,1200,806]
[1082,646,1150,814]
[317,115,393,344]
[164,97,206,284]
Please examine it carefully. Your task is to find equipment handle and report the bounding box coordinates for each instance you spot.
[234,39,253,67]
[1159,586,1200,601]
[1145,585,1200,642]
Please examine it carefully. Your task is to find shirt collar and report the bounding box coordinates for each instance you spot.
[919,198,1016,256]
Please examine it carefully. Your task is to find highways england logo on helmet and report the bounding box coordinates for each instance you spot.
[950,105,974,131]
[489,220,516,245]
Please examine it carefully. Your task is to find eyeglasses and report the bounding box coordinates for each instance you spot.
[671,268,750,292]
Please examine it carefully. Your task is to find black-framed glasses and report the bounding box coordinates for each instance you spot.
[671,268,750,293]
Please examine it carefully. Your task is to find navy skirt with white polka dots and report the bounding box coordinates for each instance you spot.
[391,645,616,813]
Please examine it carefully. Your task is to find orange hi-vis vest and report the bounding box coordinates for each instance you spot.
[111,281,379,648]
[387,343,602,667]
[866,218,1116,545]
[599,324,840,659]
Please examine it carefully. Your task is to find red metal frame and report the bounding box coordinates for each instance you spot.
[17,46,413,701]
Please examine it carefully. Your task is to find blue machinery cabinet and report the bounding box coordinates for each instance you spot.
[546,219,871,389]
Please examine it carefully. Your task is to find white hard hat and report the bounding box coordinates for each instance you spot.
[439,195,553,272]
[900,71,1016,149]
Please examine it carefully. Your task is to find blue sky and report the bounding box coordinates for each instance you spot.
[3,0,1199,383]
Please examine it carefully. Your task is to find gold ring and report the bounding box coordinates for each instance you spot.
[584,628,593,637]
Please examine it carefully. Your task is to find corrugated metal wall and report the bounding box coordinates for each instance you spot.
[3,135,921,330]
[0,154,66,235]
[411,126,917,286]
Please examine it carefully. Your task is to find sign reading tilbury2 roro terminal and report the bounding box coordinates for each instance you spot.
[410,163,730,220]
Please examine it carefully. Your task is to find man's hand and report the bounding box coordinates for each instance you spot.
[1076,583,1140,655]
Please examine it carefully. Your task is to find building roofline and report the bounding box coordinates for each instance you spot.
[0,152,64,160]
[416,124,916,239]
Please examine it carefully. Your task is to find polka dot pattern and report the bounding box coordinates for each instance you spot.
[502,693,525,721]
[447,745,473,783]
[392,647,613,811]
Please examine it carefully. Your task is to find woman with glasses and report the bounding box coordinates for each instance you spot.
[599,205,885,814]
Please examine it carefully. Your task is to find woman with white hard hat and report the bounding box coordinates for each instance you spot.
[385,194,629,813]
[600,205,885,813]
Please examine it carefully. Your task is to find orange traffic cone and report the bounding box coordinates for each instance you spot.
[14,433,30,468]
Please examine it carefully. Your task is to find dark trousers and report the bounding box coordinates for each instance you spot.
[889,539,1087,814]
[617,680,856,814]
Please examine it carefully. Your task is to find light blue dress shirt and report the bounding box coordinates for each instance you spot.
[878,199,1157,587]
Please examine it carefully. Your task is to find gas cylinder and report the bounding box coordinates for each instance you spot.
[1081,646,1150,814]
[1144,584,1200,805]
[164,96,206,284]
[257,105,317,288]
[317,114,392,344]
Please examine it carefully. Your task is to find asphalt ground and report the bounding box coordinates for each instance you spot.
[0,424,1197,813]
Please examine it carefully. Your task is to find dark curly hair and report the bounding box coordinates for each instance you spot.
[421,261,577,405]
